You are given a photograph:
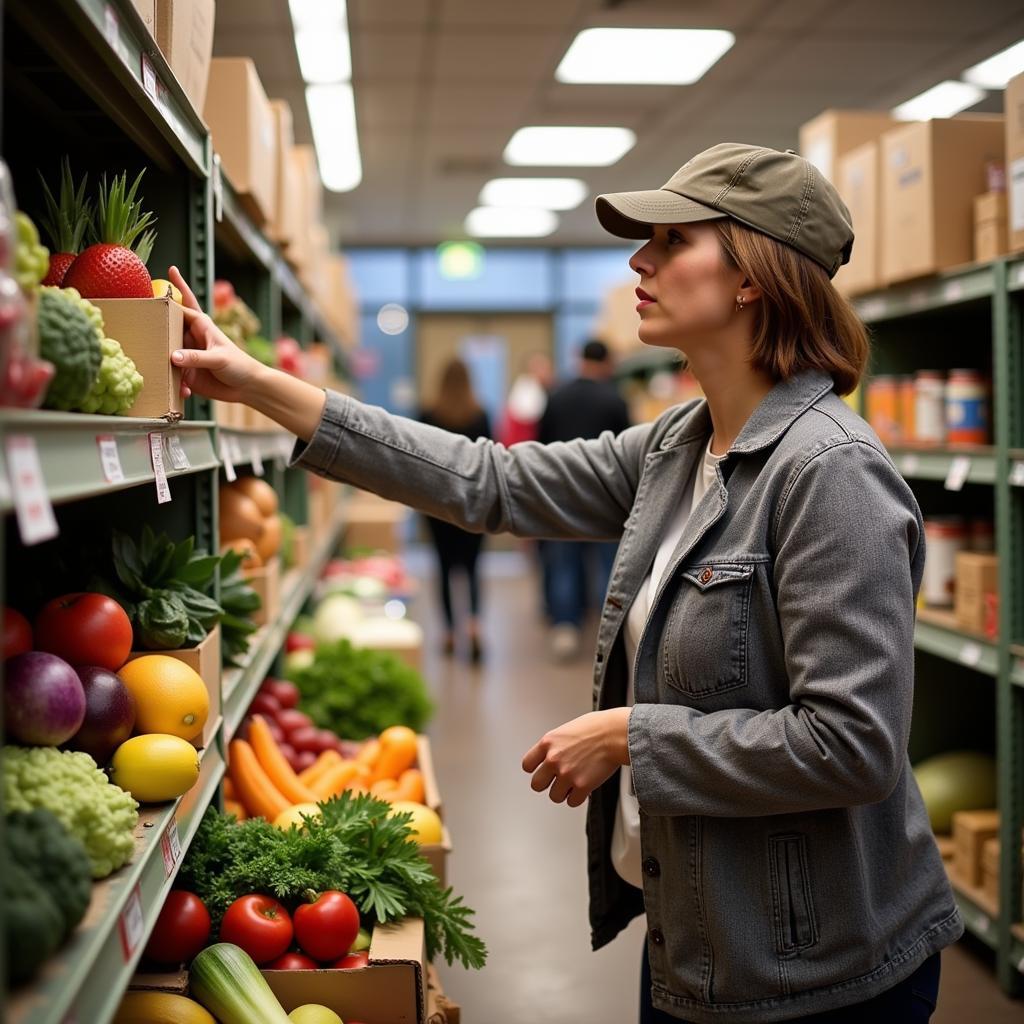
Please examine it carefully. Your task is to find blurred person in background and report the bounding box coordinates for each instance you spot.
[498,350,553,448]
[419,358,491,662]
[539,340,631,661]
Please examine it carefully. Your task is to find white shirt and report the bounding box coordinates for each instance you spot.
[611,438,726,888]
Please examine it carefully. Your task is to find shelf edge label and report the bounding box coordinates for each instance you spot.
[166,433,191,471]
[251,443,265,477]
[148,432,172,504]
[944,456,971,492]
[220,435,237,482]
[141,54,158,100]
[97,435,125,483]
[118,884,145,961]
[160,818,182,877]
[6,434,59,546]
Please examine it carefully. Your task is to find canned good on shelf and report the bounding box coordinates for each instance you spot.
[946,368,989,445]
[866,375,900,446]
[922,517,969,607]
[969,518,995,552]
[914,371,946,445]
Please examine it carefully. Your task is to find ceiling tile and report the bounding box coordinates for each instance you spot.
[357,84,423,130]
[214,0,288,32]
[431,31,566,81]
[353,30,429,81]
[425,83,532,128]
[441,0,586,28]
[348,0,434,29]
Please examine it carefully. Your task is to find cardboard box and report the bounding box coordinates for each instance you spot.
[263,916,426,1024]
[426,963,460,1024]
[344,497,407,553]
[1006,72,1024,252]
[126,625,221,749]
[269,100,302,248]
[287,144,323,276]
[974,192,1009,262]
[245,555,281,627]
[130,0,156,36]
[982,837,1000,908]
[835,141,881,296]
[955,552,999,636]
[953,808,1000,887]
[155,0,215,113]
[799,109,898,183]
[421,824,452,888]
[290,525,311,568]
[204,58,277,226]
[881,116,1005,285]
[92,297,184,420]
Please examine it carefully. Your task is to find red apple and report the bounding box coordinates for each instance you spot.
[276,709,312,734]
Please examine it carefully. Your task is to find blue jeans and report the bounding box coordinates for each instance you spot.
[542,539,618,627]
[640,945,940,1023]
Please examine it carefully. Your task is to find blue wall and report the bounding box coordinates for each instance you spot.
[347,246,637,411]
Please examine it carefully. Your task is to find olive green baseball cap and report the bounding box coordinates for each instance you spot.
[596,142,854,278]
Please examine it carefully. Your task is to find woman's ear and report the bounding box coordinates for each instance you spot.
[737,278,762,307]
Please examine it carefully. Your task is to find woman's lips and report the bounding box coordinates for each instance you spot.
[636,286,655,311]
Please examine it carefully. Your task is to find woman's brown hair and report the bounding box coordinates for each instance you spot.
[714,220,869,396]
[429,358,483,430]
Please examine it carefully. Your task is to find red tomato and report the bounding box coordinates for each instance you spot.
[278,742,298,764]
[34,593,133,670]
[220,895,293,964]
[267,951,318,970]
[267,720,286,744]
[294,891,360,962]
[276,709,312,734]
[294,750,318,772]
[288,726,323,753]
[144,891,211,965]
[331,950,369,970]
[2,607,32,659]
[249,692,281,718]
[285,632,315,653]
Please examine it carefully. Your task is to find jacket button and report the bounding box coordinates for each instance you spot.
[643,857,660,878]
[699,567,713,584]
[649,927,665,946]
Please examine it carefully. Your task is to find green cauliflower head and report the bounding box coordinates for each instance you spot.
[15,211,50,293]
[78,336,144,415]
[38,286,102,410]
[3,746,138,879]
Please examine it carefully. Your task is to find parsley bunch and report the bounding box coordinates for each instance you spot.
[179,792,486,970]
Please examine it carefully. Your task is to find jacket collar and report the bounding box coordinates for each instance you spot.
[659,370,835,455]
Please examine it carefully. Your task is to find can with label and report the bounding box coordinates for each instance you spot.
[867,376,900,445]
[899,376,916,443]
[969,518,995,552]
[914,371,946,444]
[946,369,989,445]
[922,517,969,607]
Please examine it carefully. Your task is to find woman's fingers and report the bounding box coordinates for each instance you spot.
[172,346,225,371]
[549,777,574,804]
[522,741,546,773]
[168,265,202,311]
[529,763,556,794]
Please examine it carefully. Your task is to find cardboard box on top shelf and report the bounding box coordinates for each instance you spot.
[835,141,881,296]
[798,109,898,183]
[954,551,998,637]
[283,147,311,273]
[344,495,407,554]
[880,116,1004,285]
[308,223,332,311]
[974,191,1009,262]
[203,58,277,227]
[245,555,281,628]
[1006,71,1024,252]
[952,808,1000,887]
[130,0,156,37]
[981,837,1000,907]
[155,0,215,113]
[269,100,301,248]
[92,297,184,419]
[327,254,358,348]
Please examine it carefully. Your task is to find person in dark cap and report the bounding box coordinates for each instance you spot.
[167,141,957,1024]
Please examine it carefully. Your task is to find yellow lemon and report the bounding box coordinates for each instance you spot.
[273,802,322,831]
[388,801,443,845]
[289,1007,343,1024]
[118,655,209,742]
[110,734,200,802]
[151,278,184,302]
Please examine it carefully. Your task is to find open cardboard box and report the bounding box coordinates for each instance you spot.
[93,297,184,420]
[245,555,281,627]
[415,735,449,884]
[289,525,311,569]
[125,624,221,748]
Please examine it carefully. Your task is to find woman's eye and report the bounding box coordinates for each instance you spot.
[667,231,684,245]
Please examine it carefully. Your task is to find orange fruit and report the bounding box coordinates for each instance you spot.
[118,655,210,742]
[387,801,443,845]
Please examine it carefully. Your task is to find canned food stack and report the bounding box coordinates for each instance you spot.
[921,517,996,611]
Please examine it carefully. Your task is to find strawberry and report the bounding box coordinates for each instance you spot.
[63,170,157,299]
[38,159,93,287]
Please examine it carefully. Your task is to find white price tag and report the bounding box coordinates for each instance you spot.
[958,642,983,668]
[97,435,125,483]
[251,444,265,477]
[160,818,182,876]
[6,435,59,546]
[908,289,928,309]
[212,156,224,222]
[166,433,191,471]
[229,435,245,468]
[277,434,294,460]
[900,454,920,476]
[220,435,237,482]
[942,281,964,303]
[944,456,971,492]
[141,53,158,99]
[118,885,145,961]
[148,432,172,504]
[103,5,119,49]
[1011,461,1024,487]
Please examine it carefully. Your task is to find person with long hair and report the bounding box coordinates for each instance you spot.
[166,141,959,1023]
[419,358,491,661]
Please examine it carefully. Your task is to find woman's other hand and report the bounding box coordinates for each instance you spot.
[522,708,631,807]
[167,265,265,402]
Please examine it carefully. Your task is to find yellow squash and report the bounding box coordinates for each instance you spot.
[113,991,215,1024]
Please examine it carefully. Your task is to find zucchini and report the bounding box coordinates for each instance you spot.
[113,991,216,1024]
[190,942,292,1024]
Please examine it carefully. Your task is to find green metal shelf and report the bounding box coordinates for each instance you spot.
[887,445,996,486]
[854,262,995,323]
[914,608,999,677]
[1008,258,1024,294]
[1012,928,1024,975]
[8,730,225,1024]
[218,428,295,472]
[222,508,347,740]
[0,411,219,509]
[950,877,1000,952]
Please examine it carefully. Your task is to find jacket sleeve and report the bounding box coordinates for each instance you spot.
[291,389,654,540]
[629,438,923,816]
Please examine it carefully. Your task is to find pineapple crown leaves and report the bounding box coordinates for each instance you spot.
[93,169,158,264]
[38,158,93,253]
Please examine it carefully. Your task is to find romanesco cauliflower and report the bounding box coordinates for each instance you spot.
[78,336,144,414]
[3,746,138,879]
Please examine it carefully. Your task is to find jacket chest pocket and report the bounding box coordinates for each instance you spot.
[662,562,754,699]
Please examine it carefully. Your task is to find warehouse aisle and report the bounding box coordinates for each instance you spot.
[409,548,1024,1024]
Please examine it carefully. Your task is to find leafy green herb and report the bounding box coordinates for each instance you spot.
[219,548,260,667]
[179,793,486,970]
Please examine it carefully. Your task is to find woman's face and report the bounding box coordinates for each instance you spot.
[629,222,743,351]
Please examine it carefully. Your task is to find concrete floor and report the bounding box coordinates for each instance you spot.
[410,548,1024,1023]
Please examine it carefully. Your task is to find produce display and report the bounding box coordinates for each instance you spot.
[113,991,216,1024]
[221,477,283,566]
[14,210,49,292]
[38,158,94,288]
[220,548,262,667]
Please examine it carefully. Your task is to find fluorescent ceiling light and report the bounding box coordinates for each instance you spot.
[479,178,588,210]
[963,39,1024,89]
[504,127,635,167]
[289,0,345,30]
[295,28,351,84]
[306,83,361,192]
[556,27,734,85]
[892,80,986,121]
[465,206,558,238]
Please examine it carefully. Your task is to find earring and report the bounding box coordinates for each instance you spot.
[735,295,745,312]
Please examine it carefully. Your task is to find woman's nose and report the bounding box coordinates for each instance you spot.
[629,242,655,277]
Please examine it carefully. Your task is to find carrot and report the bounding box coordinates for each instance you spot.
[392,768,426,804]
[228,739,291,821]
[370,779,399,799]
[346,781,369,796]
[249,715,319,805]
[356,739,381,770]
[224,798,248,820]
[311,759,360,798]
[299,750,342,786]
[222,777,238,800]
[369,726,419,784]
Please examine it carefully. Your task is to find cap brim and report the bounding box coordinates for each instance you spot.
[595,190,725,239]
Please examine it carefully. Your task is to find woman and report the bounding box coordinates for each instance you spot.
[166,142,960,1023]
[419,358,491,661]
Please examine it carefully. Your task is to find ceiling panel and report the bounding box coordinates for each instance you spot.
[353,31,429,81]
[441,0,587,28]
[425,83,534,128]
[431,31,567,81]
[348,0,434,29]
[357,84,424,131]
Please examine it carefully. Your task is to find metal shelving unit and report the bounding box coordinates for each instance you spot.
[856,254,1024,996]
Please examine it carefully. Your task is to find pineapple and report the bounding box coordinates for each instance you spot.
[38,158,93,287]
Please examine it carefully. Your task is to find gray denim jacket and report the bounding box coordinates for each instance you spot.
[292,369,962,1022]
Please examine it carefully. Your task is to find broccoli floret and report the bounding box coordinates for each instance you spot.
[78,336,144,415]
[3,746,138,879]
[37,286,102,410]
